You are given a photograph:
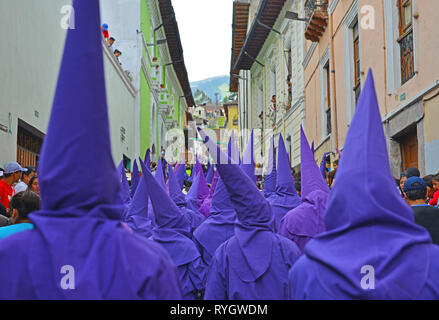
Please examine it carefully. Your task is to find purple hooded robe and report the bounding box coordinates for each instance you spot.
[124,160,153,238]
[278,126,328,253]
[193,136,241,266]
[198,129,301,300]
[267,134,301,231]
[168,161,205,233]
[0,0,182,299]
[140,161,207,300]
[289,70,439,300]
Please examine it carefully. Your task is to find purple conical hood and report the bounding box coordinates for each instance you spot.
[275,134,297,196]
[206,164,214,185]
[199,128,274,281]
[186,171,200,213]
[175,162,186,189]
[301,127,330,198]
[209,169,219,197]
[193,176,237,259]
[311,141,315,154]
[119,160,131,206]
[140,161,199,267]
[263,137,276,198]
[209,177,235,217]
[130,160,140,198]
[13,0,183,300]
[168,161,186,207]
[241,130,255,182]
[154,154,166,190]
[140,161,188,232]
[268,134,301,231]
[277,128,328,252]
[304,70,431,299]
[195,156,203,176]
[194,157,210,214]
[124,158,152,237]
[37,1,122,215]
[144,149,151,169]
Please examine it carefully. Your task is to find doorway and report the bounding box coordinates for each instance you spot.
[399,127,418,171]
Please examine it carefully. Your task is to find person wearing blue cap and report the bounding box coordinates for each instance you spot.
[403,176,439,244]
[101,23,109,39]
[0,162,28,209]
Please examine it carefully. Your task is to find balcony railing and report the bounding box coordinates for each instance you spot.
[304,0,329,42]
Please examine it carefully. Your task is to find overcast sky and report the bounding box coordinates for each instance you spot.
[173,0,235,83]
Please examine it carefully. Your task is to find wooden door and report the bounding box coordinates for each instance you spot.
[400,129,418,170]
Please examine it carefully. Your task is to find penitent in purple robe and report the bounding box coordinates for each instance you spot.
[198,129,301,300]
[278,127,329,253]
[141,160,207,300]
[0,0,182,300]
[267,134,301,231]
[168,162,205,233]
[289,70,439,300]
[124,159,153,238]
[193,136,240,266]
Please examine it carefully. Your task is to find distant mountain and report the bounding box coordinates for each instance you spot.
[191,75,235,105]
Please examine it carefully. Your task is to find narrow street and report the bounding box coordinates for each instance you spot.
[0,0,439,305]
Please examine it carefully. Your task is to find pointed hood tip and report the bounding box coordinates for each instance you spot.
[168,161,186,207]
[198,129,272,225]
[140,160,186,229]
[300,126,329,198]
[38,0,123,211]
[275,133,297,196]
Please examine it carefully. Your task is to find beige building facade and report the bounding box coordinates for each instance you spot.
[303,0,439,177]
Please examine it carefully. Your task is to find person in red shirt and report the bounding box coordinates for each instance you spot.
[0,162,27,210]
[429,175,439,207]
[101,23,109,39]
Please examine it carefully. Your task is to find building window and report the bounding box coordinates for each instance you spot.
[398,0,415,84]
[353,21,361,106]
[324,62,332,136]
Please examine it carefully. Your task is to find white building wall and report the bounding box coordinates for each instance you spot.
[235,0,305,168]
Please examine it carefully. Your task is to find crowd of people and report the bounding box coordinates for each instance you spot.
[101,23,122,63]
[1,0,439,300]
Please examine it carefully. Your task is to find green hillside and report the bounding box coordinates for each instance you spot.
[191,75,235,105]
